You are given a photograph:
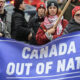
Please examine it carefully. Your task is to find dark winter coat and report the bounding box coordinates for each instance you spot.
[28,13,45,45]
[11,8,31,42]
[63,19,80,34]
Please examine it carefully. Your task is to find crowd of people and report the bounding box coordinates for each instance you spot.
[0,0,80,45]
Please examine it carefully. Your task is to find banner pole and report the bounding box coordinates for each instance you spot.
[53,0,72,29]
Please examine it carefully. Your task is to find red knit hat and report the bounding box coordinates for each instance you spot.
[72,6,80,18]
[36,2,46,11]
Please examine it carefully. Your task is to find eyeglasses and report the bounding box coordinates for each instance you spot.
[74,14,80,17]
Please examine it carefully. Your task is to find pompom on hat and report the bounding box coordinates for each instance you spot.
[36,2,46,11]
[72,6,80,18]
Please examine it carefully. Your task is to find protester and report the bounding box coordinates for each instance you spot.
[36,0,68,45]
[0,0,11,38]
[11,0,32,42]
[63,6,80,34]
[28,2,46,45]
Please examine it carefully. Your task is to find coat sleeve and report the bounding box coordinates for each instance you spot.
[4,24,11,38]
[63,25,69,35]
[36,23,50,45]
[62,19,69,35]
[1,22,11,38]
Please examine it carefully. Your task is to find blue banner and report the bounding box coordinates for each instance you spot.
[0,31,80,80]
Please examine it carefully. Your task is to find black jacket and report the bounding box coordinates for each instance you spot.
[28,13,44,45]
[63,18,80,34]
[11,8,31,42]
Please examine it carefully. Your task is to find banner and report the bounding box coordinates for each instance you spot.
[0,31,80,80]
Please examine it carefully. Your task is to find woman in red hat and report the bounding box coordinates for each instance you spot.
[63,6,80,34]
[36,0,68,45]
[28,2,46,45]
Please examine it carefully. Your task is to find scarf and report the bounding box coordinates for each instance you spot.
[44,15,63,35]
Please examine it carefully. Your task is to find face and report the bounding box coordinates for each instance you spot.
[19,1,26,10]
[74,10,80,24]
[48,6,57,16]
[38,7,45,18]
[0,0,5,11]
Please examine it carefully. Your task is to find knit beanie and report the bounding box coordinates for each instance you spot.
[47,0,58,9]
[72,6,80,18]
[14,0,23,9]
[36,2,46,11]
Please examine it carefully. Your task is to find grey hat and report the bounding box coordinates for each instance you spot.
[47,0,59,9]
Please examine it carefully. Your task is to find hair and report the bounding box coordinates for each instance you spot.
[14,0,23,9]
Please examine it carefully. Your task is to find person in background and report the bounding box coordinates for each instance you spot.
[11,0,32,43]
[63,6,80,34]
[0,0,10,38]
[28,2,46,45]
[36,0,68,45]
[61,0,80,21]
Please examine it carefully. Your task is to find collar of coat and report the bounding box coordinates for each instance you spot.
[13,8,24,16]
[70,18,80,25]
